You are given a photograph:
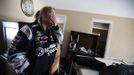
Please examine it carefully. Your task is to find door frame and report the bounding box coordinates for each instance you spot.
[91,18,113,58]
[2,21,19,50]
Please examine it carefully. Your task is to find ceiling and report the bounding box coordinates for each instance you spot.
[39,0,134,19]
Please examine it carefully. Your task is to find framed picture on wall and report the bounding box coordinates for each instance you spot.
[56,14,67,31]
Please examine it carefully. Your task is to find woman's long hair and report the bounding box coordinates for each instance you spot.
[39,6,55,25]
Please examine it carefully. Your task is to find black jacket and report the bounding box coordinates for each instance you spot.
[7,23,64,75]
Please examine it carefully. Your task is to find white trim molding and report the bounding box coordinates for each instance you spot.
[91,18,113,58]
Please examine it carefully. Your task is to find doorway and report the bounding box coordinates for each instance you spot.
[2,21,19,51]
[91,19,113,58]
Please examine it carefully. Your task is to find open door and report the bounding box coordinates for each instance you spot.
[1,21,19,51]
[91,19,113,58]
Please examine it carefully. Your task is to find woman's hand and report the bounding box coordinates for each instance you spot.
[49,14,57,26]
[47,10,58,26]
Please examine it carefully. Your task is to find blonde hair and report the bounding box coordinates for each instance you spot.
[39,6,55,24]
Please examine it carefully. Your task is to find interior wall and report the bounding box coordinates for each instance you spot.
[56,9,134,63]
[0,0,43,22]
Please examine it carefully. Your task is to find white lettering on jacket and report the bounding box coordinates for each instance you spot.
[35,44,57,56]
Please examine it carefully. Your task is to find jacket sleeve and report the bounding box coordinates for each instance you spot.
[51,25,64,44]
[7,25,32,74]
[8,25,33,55]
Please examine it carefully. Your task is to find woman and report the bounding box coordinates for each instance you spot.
[7,6,64,75]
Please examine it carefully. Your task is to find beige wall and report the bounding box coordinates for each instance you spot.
[0,0,43,22]
[56,9,134,63]
[0,0,134,63]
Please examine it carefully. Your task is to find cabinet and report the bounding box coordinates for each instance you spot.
[65,31,101,74]
[67,31,100,57]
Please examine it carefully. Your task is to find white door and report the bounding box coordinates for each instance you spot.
[2,22,19,50]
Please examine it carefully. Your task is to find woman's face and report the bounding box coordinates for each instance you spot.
[44,9,57,26]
